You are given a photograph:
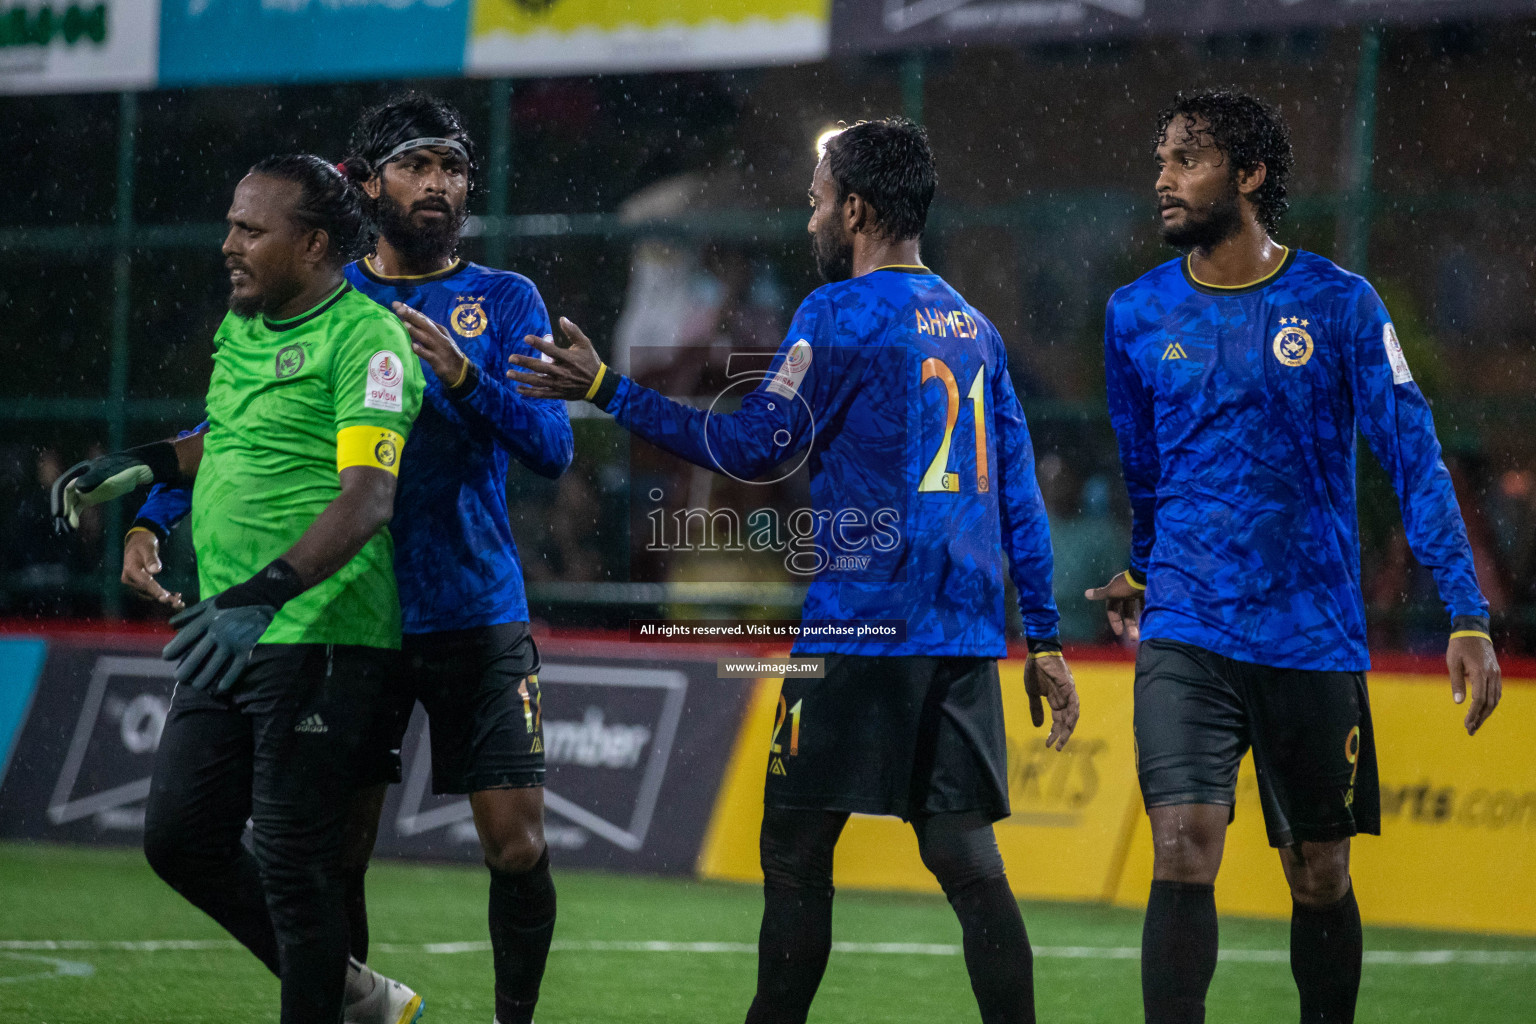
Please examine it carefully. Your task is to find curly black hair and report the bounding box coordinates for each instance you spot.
[822,117,937,242]
[340,92,480,194]
[1155,90,1293,234]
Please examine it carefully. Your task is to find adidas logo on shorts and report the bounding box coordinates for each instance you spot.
[294,714,328,734]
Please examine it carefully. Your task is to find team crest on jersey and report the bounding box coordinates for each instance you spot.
[274,344,305,379]
[1272,317,1314,367]
[373,437,398,468]
[451,298,489,338]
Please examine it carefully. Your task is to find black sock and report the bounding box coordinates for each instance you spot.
[1142,880,1218,1024]
[343,866,369,964]
[744,882,835,1024]
[489,848,557,1024]
[1291,887,1362,1024]
[947,875,1035,1024]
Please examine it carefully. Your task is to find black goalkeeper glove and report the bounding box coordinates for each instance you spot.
[163,559,306,694]
[51,441,182,533]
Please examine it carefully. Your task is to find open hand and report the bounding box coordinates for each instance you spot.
[506,317,603,401]
[392,303,469,386]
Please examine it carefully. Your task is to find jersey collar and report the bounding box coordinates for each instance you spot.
[263,282,351,332]
[1181,247,1295,297]
[870,264,932,275]
[357,255,466,286]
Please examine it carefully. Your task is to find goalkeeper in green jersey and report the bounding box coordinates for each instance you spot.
[53,154,424,1024]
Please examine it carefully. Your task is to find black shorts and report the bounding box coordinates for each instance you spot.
[164,642,393,790]
[357,622,545,794]
[1134,638,1381,848]
[764,654,1010,822]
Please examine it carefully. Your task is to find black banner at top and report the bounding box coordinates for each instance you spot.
[832,0,1532,55]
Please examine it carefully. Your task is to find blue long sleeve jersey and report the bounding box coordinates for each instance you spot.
[593,266,1059,658]
[1105,249,1487,672]
[133,259,573,634]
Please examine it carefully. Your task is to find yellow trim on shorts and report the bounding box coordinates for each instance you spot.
[337,425,405,477]
[1450,630,1492,642]
[1028,650,1065,661]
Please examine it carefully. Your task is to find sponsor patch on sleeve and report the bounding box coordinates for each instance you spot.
[363,350,405,412]
[765,340,813,399]
[1383,323,1413,385]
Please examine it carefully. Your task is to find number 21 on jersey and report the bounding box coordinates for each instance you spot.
[919,357,989,493]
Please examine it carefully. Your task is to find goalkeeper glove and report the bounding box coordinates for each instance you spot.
[51,441,182,533]
[163,559,306,695]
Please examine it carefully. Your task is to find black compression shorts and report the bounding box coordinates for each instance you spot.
[1134,638,1380,847]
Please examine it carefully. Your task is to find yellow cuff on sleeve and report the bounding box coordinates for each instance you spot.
[337,426,406,477]
[1124,572,1147,591]
[1449,630,1492,642]
[125,526,155,542]
[584,362,608,401]
[1028,651,1065,661]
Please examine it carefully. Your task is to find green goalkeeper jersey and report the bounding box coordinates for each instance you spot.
[191,282,424,649]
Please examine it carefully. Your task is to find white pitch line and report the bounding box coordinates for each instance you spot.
[0,951,95,985]
[3,939,1535,966]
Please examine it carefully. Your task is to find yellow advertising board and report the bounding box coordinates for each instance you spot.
[702,659,1536,936]
[467,0,829,77]
[699,661,1145,902]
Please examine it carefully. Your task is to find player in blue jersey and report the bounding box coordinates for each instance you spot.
[127,95,572,1024]
[1087,91,1503,1024]
[506,118,1080,1024]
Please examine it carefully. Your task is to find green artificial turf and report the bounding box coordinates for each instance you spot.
[2,842,1533,1023]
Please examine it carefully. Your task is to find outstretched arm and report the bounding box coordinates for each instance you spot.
[52,431,204,533]
[507,316,815,481]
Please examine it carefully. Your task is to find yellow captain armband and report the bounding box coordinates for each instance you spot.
[337,426,406,477]
[584,362,609,402]
[1123,571,1147,591]
[1449,630,1493,643]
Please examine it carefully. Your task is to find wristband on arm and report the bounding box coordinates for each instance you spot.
[124,441,185,486]
[587,362,623,411]
[1124,567,1147,590]
[1026,635,1063,659]
[1450,614,1492,643]
[127,520,169,545]
[215,558,306,610]
[446,359,478,394]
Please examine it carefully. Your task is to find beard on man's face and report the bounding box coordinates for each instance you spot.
[1159,180,1244,251]
[229,289,262,319]
[375,189,465,268]
[811,223,853,283]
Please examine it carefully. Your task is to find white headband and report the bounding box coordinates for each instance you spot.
[380,137,469,166]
